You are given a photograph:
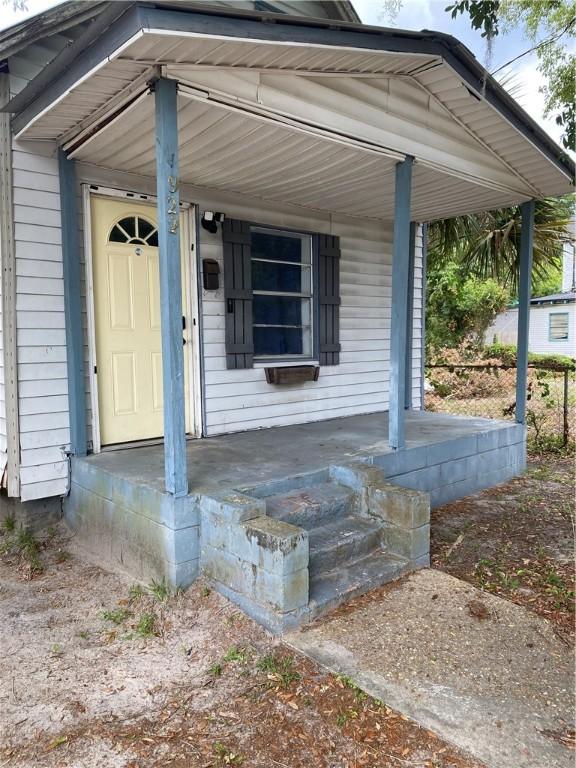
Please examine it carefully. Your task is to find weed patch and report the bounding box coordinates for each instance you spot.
[102,608,131,625]
[257,653,301,689]
[223,646,249,664]
[0,524,43,576]
[213,741,243,764]
[135,613,157,638]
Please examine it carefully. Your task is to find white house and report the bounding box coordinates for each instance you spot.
[487,233,576,357]
[0,1,573,630]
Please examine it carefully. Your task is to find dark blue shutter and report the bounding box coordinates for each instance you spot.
[222,219,254,369]
[318,234,341,366]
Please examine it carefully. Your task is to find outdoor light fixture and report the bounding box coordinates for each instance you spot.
[201,211,224,233]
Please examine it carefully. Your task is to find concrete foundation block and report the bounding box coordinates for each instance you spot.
[426,435,477,466]
[373,445,428,477]
[384,523,429,561]
[166,557,200,588]
[239,517,309,575]
[0,492,63,533]
[369,484,430,529]
[199,491,265,523]
[412,553,431,569]
[329,461,384,491]
[202,544,308,613]
[210,580,307,634]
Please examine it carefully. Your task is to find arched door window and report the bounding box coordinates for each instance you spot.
[109,215,158,247]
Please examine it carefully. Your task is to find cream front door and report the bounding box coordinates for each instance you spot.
[91,196,191,446]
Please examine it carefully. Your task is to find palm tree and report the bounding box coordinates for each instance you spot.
[428,195,574,294]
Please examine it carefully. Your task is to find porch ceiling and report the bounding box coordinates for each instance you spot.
[68,91,532,221]
[9,8,574,221]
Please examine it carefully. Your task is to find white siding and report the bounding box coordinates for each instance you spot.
[12,139,70,501]
[528,304,576,357]
[0,213,5,477]
[487,303,576,357]
[197,199,423,436]
[10,150,425,497]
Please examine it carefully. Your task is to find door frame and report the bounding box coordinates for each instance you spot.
[83,184,202,453]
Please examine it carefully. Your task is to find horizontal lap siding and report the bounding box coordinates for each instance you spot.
[412,226,424,409]
[527,304,576,357]
[201,205,424,436]
[12,140,70,501]
[10,140,425,498]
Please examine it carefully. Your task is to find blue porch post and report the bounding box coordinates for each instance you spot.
[154,77,188,496]
[389,156,413,450]
[58,150,87,457]
[516,200,535,425]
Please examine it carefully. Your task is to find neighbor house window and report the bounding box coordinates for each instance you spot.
[250,227,313,359]
[549,312,569,341]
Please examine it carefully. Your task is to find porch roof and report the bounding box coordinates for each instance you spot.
[6,4,574,221]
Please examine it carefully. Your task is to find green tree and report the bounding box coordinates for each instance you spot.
[447,0,576,149]
[426,195,573,354]
[426,258,509,352]
[429,196,574,295]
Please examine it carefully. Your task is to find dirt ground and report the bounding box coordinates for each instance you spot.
[0,531,481,768]
[1,453,573,767]
[431,455,575,643]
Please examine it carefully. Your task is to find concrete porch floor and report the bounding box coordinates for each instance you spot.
[81,410,522,495]
[66,410,526,614]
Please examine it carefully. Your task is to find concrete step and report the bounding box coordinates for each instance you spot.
[265,483,355,530]
[308,550,411,620]
[308,516,383,578]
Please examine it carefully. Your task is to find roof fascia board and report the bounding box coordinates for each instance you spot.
[7,3,575,181]
[9,2,138,130]
[437,43,574,182]
[137,6,443,55]
[119,5,576,180]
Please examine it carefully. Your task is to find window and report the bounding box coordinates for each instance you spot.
[109,215,158,247]
[250,227,313,359]
[549,312,569,341]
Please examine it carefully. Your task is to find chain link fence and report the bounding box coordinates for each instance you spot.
[425,363,575,447]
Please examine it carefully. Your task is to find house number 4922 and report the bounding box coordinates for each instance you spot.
[167,175,179,234]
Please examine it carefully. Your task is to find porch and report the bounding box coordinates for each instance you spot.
[6,3,571,630]
[65,410,525,630]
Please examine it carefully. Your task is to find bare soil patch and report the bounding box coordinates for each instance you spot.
[0,528,481,768]
[431,455,575,642]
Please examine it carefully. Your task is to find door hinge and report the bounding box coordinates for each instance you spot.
[94,365,97,375]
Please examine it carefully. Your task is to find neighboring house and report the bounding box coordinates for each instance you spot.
[487,235,576,357]
[0,1,573,630]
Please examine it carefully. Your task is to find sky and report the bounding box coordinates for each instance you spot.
[0,0,569,148]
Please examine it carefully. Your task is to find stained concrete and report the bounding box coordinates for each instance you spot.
[66,411,525,595]
[78,411,523,497]
[286,569,574,768]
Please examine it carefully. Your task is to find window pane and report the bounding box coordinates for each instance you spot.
[251,230,309,264]
[252,261,310,293]
[109,224,128,243]
[254,295,303,326]
[254,327,304,356]
[550,313,569,340]
[118,216,136,239]
[138,217,156,241]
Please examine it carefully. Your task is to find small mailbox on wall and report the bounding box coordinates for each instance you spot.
[202,259,220,290]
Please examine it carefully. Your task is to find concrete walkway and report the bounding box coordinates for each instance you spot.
[286,570,574,768]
